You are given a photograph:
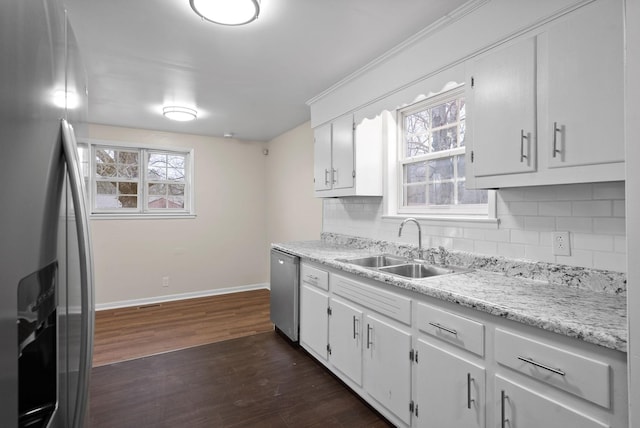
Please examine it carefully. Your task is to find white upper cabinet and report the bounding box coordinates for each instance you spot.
[468,37,537,177]
[541,0,624,170]
[313,112,384,197]
[466,0,624,188]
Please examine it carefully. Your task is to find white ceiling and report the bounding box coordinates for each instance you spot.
[65,0,469,141]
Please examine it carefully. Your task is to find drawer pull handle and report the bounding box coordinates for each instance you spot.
[467,373,474,409]
[366,324,373,349]
[306,275,318,281]
[517,356,566,376]
[353,316,359,339]
[428,322,457,336]
[500,390,508,428]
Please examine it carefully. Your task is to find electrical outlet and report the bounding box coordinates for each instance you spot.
[162,276,170,288]
[552,232,571,256]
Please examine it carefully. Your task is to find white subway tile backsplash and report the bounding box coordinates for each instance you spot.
[594,217,626,235]
[554,183,593,200]
[498,188,526,201]
[474,240,498,256]
[498,215,526,229]
[508,201,539,216]
[524,245,555,263]
[593,181,625,200]
[511,230,539,245]
[573,233,615,252]
[572,200,613,217]
[484,229,511,242]
[464,228,486,240]
[497,242,526,259]
[523,216,556,231]
[613,200,625,217]
[593,251,627,272]
[556,249,593,268]
[323,182,626,272]
[452,238,475,252]
[538,201,573,216]
[556,217,593,233]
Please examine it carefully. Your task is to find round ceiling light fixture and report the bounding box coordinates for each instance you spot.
[163,106,198,121]
[190,0,260,26]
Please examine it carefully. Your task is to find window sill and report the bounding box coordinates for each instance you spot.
[382,215,499,229]
[90,213,197,220]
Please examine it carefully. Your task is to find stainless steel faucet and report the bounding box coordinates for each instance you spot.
[398,217,423,260]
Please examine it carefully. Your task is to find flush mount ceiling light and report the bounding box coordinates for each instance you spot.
[163,106,198,121]
[190,0,260,26]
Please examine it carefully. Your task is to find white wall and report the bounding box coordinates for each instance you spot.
[625,0,640,423]
[324,182,626,273]
[88,124,270,306]
[88,122,321,307]
[265,121,322,246]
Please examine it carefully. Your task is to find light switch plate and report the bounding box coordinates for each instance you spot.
[552,232,571,256]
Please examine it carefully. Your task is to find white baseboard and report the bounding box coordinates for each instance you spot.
[95,282,270,311]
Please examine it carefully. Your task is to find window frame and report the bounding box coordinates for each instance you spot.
[395,86,489,217]
[79,139,195,219]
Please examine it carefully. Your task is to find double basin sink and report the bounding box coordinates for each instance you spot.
[336,254,470,279]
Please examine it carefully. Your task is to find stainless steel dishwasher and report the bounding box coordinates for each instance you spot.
[270,249,300,342]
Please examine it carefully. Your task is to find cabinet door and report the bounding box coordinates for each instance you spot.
[331,114,355,190]
[416,340,485,428]
[329,298,363,386]
[468,37,537,177]
[543,0,623,169]
[495,376,608,428]
[300,284,329,360]
[363,314,412,425]
[313,123,332,191]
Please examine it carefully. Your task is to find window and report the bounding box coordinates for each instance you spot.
[398,87,487,215]
[81,141,194,217]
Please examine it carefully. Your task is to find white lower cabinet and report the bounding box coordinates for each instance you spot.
[299,283,329,361]
[297,261,626,427]
[328,297,363,386]
[415,339,485,428]
[363,314,413,426]
[495,376,608,428]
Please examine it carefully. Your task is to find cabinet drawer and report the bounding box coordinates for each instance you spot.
[417,302,484,357]
[495,328,610,408]
[331,273,411,325]
[300,263,328,291]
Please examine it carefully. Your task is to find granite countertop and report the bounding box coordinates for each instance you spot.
[272,239,627,353]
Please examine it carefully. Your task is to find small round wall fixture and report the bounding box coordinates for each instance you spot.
[190,0,260,26]
[163,106,197,121]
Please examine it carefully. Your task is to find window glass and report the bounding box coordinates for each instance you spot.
[86,143,192,216]
[398,89,487,214]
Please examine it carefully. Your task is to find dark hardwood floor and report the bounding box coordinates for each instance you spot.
[93,289,274,367]
[88,331,393,428]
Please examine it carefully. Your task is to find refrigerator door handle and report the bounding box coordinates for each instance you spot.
[61,119,95,428]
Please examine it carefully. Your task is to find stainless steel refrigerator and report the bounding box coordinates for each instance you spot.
[1,1,95,427]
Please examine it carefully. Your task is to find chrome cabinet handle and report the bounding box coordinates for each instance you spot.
[428,322,457,336]
[353,316,358,339]
[324,168,330,185]
[552,122,562,158]
[520,129,529,162]
[366,324,373,349]
[332,168,337,184]
[467,373,474,409]
[517,356,566,376]
[306,274,318,281]
[501,390,507,428]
